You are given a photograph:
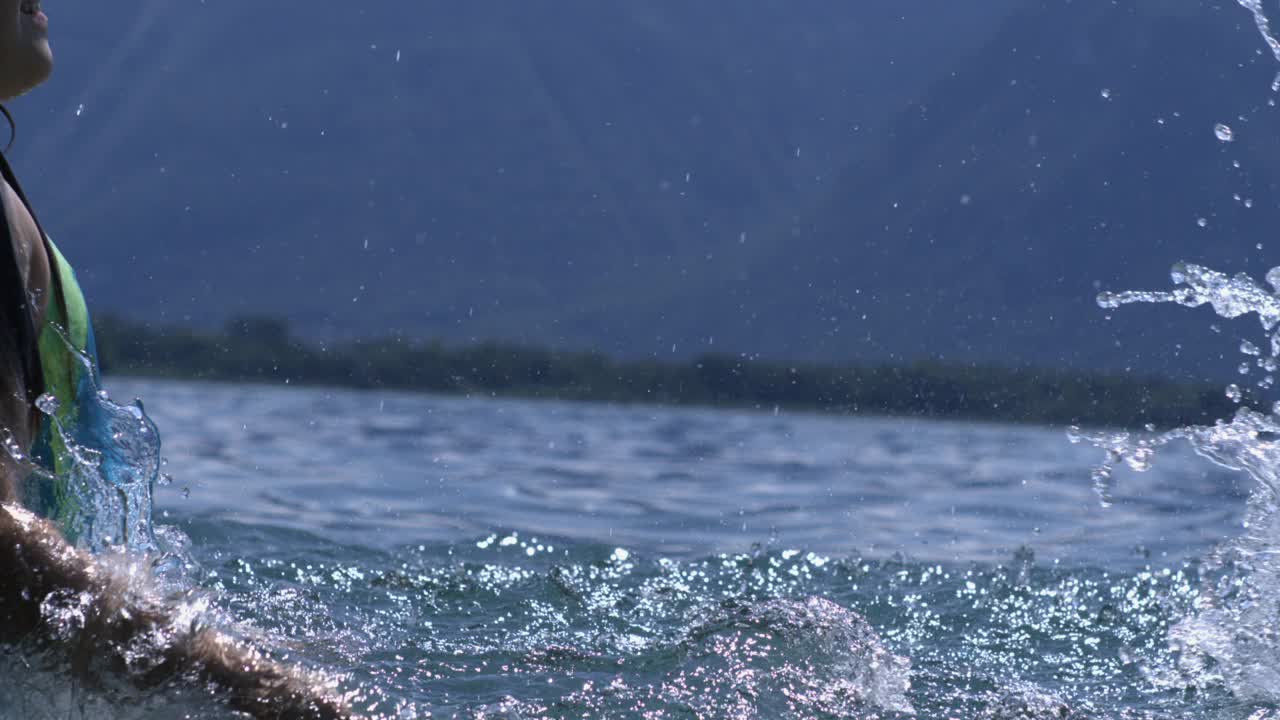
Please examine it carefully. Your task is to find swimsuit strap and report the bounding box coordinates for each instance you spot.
[0,151,46,420]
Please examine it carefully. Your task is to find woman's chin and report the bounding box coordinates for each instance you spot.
[29,40,52,79]
[0,50,52,100]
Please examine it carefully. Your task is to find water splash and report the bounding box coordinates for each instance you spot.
[19,328,180,567]
[1084,263,1280,493]
[1076,262,1280,509]
[684,596,914,715]
[1097,262,1280,327]
[1237,0,1280,90]
[1089,261,1280,701]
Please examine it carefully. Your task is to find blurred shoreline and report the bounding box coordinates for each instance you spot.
[93,314,1237,430]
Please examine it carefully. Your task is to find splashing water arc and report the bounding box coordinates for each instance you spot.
[1084,257,1280,703]
[1065,4,1280,699]
[1238,0,1280,90]
[22,328,172,558]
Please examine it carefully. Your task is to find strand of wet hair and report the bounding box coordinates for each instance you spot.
[0,104,14,152]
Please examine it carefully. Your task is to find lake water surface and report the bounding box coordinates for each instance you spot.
[3,378,1265,719]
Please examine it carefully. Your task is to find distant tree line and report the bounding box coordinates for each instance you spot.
[91,314,1240,429]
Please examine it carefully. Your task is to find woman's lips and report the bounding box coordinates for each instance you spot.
[20,2,46,28]
[25,10,47,30]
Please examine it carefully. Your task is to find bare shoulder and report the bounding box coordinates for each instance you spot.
[0,177,50,494]
[1,178,49,327]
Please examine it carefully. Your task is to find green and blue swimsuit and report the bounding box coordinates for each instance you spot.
[0,151,101,524]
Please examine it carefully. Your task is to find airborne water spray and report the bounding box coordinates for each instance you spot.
[1070,0,1280,699]
[19,328,194,585]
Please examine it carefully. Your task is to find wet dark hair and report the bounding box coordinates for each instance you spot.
[0,105,45,433]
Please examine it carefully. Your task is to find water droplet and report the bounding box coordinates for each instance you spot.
[1100,88,1112,99]
[1266,266,1280,292]
[1197,217,1209,228]
[74,103,84,117]
[35,393,59,415]
[1242,340,1261,356]
[1215,123,1235,142]
[1092,464,1114,508]
[1241,362,1253,375]
[1227,384,1243,403]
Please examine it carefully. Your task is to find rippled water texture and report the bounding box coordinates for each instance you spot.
[0,378,1259,719]
[142,382,1246,566]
